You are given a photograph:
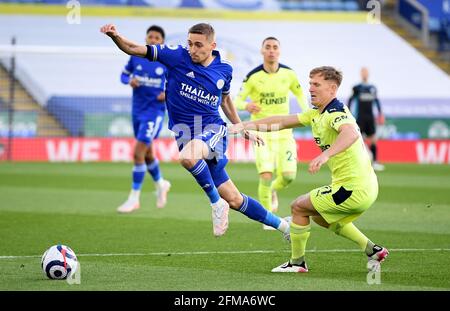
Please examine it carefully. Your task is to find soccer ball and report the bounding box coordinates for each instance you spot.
[41,245,78,280]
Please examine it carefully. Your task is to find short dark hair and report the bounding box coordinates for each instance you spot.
[310,66,343,87]
[188,23,215,41]
[262,36,280,46]
[146,25,165,39]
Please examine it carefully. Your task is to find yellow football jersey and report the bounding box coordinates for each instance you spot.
[297,98,376,188]
[235,64,308,140]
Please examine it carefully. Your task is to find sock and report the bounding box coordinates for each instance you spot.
[365,240,378,256]
[258,178,272,210]
[330,222,369,251]
[132,163,147,191]
[290,222,311,264]
[271,172,296,191]
[370,143,377,162]
[188,160,220,204]
[238,194,287,232]
[147,159,162,183]
[129,189,140,201]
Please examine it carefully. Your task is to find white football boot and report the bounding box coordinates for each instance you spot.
[271,261,308,273]
[156,180,171,209]
[117,191,140,213]
[211,198,229,237]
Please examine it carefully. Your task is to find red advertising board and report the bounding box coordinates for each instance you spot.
[0,138,449,164]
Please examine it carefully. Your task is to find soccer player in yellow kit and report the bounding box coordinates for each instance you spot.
[230,66,388,272]
[234,37,308,224]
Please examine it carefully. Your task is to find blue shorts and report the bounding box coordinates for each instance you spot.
[177,124,230,188]
[197,125,228,161]
[133,111,165,145]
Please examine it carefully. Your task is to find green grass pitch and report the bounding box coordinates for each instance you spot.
[0,162,449,290]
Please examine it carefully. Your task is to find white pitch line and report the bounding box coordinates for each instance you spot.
[1,248,450,260]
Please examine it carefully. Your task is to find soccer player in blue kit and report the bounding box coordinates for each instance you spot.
[101,23,290,238]
[117,25,171,213]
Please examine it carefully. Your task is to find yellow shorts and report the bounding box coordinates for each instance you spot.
[254,137,298,174]
[310,180,378,225]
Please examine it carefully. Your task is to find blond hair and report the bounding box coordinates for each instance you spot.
[310,66,343,87]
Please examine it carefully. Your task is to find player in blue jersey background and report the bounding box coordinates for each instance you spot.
[101,22,290,239]
[117,25,171,214]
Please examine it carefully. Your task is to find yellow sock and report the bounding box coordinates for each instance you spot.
[257,178,272,211]
[271,172,296,191]
[290,222,311,263]
[330,222,368,251]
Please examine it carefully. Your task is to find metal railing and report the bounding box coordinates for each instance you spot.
[396,0,430,47]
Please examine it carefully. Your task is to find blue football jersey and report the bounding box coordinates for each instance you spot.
[146,44,232,139]
[122,56,167,117]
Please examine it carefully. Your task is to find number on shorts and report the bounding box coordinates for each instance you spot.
[146,121,155,138]
[286,150,294,161]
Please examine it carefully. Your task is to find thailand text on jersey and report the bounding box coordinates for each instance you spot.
[146,44,232,139]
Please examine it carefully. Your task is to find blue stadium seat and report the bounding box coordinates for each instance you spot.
[329,1,346,11]
[343,1,360,11]
[1,0,363,11]
[47,96,130,136]
[40,0,66,4]
[301,1,316,11]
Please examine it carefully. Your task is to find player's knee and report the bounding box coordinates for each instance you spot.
[179,144,204,168]
[145,153,155,163]
[290,196,306,215]
[179,157,196,169]
[133,151,145,164]
[134,141,148,163]
[259,172,272,182]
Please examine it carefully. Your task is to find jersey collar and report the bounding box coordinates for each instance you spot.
[321,98,339,114]
[197,50,221,68]
[262,63,280,74]
[210,50,221,65]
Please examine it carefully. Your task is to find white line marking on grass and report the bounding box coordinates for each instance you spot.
[1,248,450,260]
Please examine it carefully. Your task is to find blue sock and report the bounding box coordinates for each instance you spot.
[188,160,220,204]
[132,163,147,190]
[239,193,281,229]
[147,159,162,182]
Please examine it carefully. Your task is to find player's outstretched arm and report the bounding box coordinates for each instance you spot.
[100,24,147,57]
[308,123,359,174]
[222,94,264,146]
[221,94,242,125]
[228,114,301,134]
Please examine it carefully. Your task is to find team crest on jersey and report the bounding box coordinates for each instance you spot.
[216,79,225,90]
[155,67,164,75]
[136,65,142,71]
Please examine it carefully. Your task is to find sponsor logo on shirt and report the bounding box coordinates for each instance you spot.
[180,82,219,106]
[259,92,286,105]
[135,76,163,88]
